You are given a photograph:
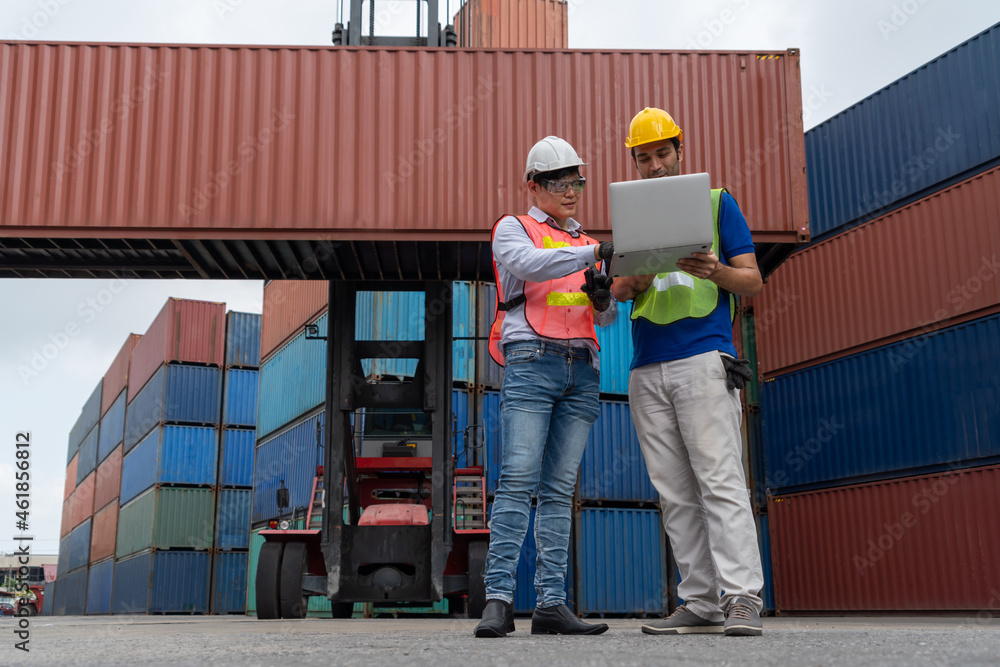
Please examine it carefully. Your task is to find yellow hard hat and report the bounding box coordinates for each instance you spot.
[624,107,683,149]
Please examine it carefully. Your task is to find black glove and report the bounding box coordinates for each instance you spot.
[596,241,615,262]
[580,267,614,312]
[721,355,753,392]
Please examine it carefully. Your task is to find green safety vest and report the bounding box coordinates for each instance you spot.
[630,188,736,326]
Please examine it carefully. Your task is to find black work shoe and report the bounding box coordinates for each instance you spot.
[531,604,608,635]
[474,600,515,638]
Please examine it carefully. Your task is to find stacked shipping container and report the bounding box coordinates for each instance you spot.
[754,23,1000,612]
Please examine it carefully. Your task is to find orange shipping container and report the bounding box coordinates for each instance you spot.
[755,166,1000,378]
[90,502,119,564]
[64,453,78,501]
[260,281,329,362]
[61,495,72,538]
[70,472,96,530]
[456,0,568,48]
[94,446,123,512]
[101,334,141,416]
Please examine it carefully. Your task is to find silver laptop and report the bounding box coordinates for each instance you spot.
[607,172,714,277]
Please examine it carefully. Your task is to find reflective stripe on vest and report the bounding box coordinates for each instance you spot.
[630,188,736,326]
[489,214,601,366]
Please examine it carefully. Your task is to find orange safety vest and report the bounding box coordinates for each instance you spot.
[488,214,602,366]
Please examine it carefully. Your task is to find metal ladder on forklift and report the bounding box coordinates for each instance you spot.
[308,475,324,530]
[453,472,486,530]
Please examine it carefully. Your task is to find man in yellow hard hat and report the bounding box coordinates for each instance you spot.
[611,108,765,637]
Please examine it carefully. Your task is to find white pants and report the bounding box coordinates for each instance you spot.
[629,350,763,620]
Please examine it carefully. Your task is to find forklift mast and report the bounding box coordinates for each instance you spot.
[333,0,458,47]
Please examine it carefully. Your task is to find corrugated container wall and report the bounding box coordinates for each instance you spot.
[64,453,78,501]
[215,488,252,550]
[41,580,56,616]
[93,445,122,511]
[116,487,216,558]
[219,428,255,487]
[57,534,71,575]
[59,568,88,615]
[578,400,658,503]
[120,425,219,505]
[68,519,92,572]
[112,550,210,614]
[595,300,634,395]
[805,22,1000,239]
[75,425,99,484]
[127,299,225,402]
[0,45,807,243]
[761,312,1000,493]
[769,465,1000,611]
[69,471,95,529]
[575,508,668,615]
[481,391,502,495]
[252,410,325,525]
[68,380,102,461]
[257,315,327,439]
[98,391,126,463]
[85,558,113,615]
[756,166,1000,377]
[456,0,568,48]
[89,502,118,564]
[123,364,221,452]
[102,334,140,416]
[225,311,262,367]
[223,369,259,427]
[213,551,248,614]
[260,281,328,362]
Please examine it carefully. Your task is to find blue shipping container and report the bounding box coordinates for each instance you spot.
[98,390,126,464]
[220,428,255,487]
[85,558,113,615]
[213,551,249,614]
[805,23,1000,239]
[68,379,103,462]
[68,518,92,572]
[481,391,502,495]
[60,567,89,616]
[112,550,210,614]
[757,513,775,614]
[576,508,667,615]
[216,488,252,549]
[225,311,262,368]
[57,534,71,575]
[356,291,422,379]
[579,399,657,503]
[42,580,56,616]
[120,425,219,505]
[452,389,472,469]
[595,299,634,395]
[76,424,99,484]
[761,312,1000,492]
[257,314,327,440]
[223,368,259,427]
[252,410,325,525]
[124,363,221,452]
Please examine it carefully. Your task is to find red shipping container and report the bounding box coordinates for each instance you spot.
[769,464,1000,611]
[0,43,807,244]
[69,471,96,530]
[128,298,225,401]
[755,166,1000,378]
[456,0,567,48]
[90,501,118,564]
[101,334,141,416]
[60,495,72,538]
[64,452,78,501]
[93,446,122,512]
[260,281,329,362]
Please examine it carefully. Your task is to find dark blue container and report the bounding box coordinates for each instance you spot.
[511,507,576,613]
[452,389,473,469]
[68,379,102,463]
[575,507,667,615]
[481,390,502,495]
[120,425,219,504]
[757,513,775,613]
[85,557,113,615]
[805,23,1000,240]
[579,399,657,503]
[75,424,99,484]
[57,534,71,575]
[761,312,1000,493]
[223,369,259,427]
[41,579,56,616]
[220,428,255,487]
[123,363,221,452]
[60,567,89,615]
[98,390,126,464]
[213,551,249,614]
[216,488,252,549]
[225,311,262,368]
[68,518,92,572]
[252,410,325,525]
[112,550,210,614]
[257,314,327,440]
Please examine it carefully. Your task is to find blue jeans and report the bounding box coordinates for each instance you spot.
[485,340,600,608]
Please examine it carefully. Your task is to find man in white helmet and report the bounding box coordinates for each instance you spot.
[474,136,615,638]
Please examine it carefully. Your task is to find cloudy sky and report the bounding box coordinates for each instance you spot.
[1,0,998,557]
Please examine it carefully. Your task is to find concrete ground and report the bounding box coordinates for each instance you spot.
[9,614,1000,667]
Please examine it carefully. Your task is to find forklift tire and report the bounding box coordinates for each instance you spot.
[279,542,310,619]
[330,602,354,619]
[467,540,488,619]
[256,541,285,619]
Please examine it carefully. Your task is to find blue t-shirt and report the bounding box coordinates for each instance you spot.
[630,191,755,370]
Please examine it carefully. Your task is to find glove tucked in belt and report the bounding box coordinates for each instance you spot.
[721,355,753,391]
[580,267,613,312]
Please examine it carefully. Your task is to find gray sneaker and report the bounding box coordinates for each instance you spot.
[641,605,724,635]
[724,597,762,636]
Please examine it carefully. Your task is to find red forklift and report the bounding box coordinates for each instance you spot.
[254,281,490,619]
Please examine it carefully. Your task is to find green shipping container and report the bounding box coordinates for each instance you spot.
[116,487,216,558]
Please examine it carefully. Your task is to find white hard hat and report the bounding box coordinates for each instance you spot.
[523,136,588,182]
